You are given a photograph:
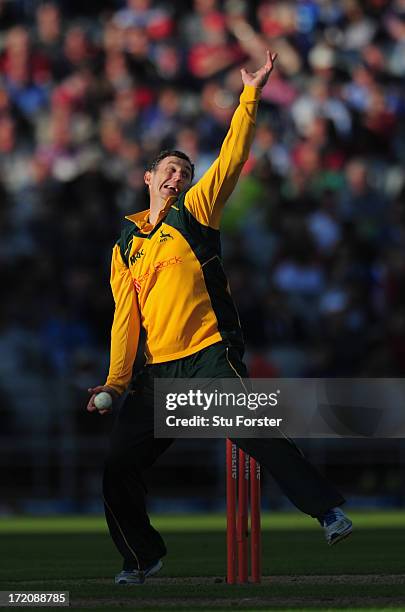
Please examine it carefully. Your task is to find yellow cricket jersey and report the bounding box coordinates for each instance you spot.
[106,85,261,393]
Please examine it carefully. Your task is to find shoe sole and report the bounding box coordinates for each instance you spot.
[328,525,353,546]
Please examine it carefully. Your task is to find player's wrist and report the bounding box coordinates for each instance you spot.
[240,85,262,102]
[103,383,123,397]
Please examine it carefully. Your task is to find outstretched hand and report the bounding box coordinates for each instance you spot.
[241,49,278,89]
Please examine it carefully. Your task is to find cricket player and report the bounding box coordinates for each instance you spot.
[87,51,352,584]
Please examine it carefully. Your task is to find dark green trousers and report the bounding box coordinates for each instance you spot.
[103,342,344,570]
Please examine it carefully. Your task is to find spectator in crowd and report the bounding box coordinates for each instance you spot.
[34,3,63,68]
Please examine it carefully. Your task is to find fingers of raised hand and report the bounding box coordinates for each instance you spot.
[241,50,277,86]
[265,50,278,71]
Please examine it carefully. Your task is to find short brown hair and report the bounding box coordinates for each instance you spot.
[148,150,195,180]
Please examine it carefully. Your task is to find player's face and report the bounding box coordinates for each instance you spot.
[144,156,193,201]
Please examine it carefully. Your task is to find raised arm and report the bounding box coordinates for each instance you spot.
[184,50,277,229]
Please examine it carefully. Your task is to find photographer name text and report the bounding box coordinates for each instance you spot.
[165,415,283,428]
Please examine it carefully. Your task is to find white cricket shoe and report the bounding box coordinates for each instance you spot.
[323,507,353,546]
[114,559,163,584]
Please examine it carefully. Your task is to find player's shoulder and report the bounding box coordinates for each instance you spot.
[117,219,136,247]
[169,191,187,213]
[165,191,188,226]
[117,219,140,267]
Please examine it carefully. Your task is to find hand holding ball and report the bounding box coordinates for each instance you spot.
[94,391,113,411]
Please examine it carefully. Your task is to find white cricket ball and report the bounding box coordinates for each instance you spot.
[94,391,113,410]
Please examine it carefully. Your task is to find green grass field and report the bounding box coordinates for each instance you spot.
[0,511,404,611]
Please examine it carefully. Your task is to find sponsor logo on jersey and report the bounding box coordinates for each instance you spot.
[154,255,182,271]
[130,249,144,266]
[133,256,182,293]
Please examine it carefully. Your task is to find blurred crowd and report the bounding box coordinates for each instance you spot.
[1,0,405,419]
